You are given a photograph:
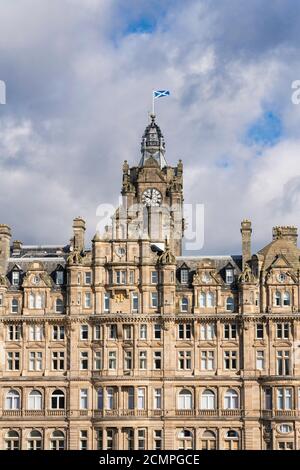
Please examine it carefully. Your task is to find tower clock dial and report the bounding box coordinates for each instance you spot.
[142,188,162,207]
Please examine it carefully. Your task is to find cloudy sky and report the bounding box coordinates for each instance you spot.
[0,0,300,255]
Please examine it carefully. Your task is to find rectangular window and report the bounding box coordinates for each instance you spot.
[104,293,110,312]
[226,269,234,284]
[151,292,158,308]
[201,350,215,370]
[80,430,88,450]
[178,350,192,370]
[256,350,265,370]
[96,429,103,450]
[80,351,89,370]
[265,387,272,410]
[277,350,290,376]
[129,270,135,284]
[56,271,64,285]
[140,324,147,340]
[108,324,117,339]
[52,351,65,370]
[224,350,237,370]
[29,325,43,341]
[7,351,20,370]
[224,324,237,339]
[277,388,292,410]
[94,325,101,340]
[154,389,162,409]
[123,325,133,340]
[80,325,89,340]
[138,429,146,450]
[137,388,145,410]
[84,272,92,285]
[139,350,147,369]
[124,350,133,370]
[151,271,158,284]
[52,325,65,341]
[178,323,192,339]
[132,293,139,312]
[94,351,102,370]
[153,351,162,370]
[116,270,126,284]
[80,389,88,409]
[29,351,42,371]
[256,324,264,339]
[106,428,116,450]
[200,323,215,340]
[154,430,163,450]
[12,271,20,286]
[84,293,91,308]
[7,324,21,341]
[108,351,117,370]
[277,323,289,339]
[180,269,189,284]
[154,324,161,339]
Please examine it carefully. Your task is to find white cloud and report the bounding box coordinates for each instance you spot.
[0,0,300,254]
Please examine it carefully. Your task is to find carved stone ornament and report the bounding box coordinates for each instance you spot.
[67,250,83,265]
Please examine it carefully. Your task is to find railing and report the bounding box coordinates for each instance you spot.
[1,408,247,419]
[262,409,298,418]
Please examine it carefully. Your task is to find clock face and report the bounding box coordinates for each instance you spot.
[142,188,162,207]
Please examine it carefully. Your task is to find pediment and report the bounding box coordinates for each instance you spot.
[22,271,53,288]
[269,254,292,269]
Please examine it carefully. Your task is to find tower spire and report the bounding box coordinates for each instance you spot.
[139,114,167,168]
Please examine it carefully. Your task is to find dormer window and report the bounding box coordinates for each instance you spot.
[55,271,64,285]
[226,269,234,284]
[180,269,189,284]
[12,271,20,286]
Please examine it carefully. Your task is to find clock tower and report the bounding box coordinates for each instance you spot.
[119,113,184,256]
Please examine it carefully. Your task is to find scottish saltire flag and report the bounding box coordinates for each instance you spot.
[153,90,170,98]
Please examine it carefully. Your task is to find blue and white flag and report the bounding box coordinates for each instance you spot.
[153,90,170,99]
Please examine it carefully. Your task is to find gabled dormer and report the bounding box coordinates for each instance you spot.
[10,264,22,287]
[178,262,190,285]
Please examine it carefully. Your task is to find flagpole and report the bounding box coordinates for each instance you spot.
[152,90,155,115]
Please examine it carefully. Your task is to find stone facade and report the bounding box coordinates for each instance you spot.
[0,115,300,450]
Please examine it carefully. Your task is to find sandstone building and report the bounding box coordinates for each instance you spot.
[0,115,300,450]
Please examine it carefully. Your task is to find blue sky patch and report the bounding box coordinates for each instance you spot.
[245,111,282,147]
[125,17,157,35]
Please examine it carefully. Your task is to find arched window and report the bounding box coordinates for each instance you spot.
[178,429,193,450]
[283,292,290,306]
[224,430,239,450]
[28,390,42,410]
[199,292,206,307]
[226,297,234,312]
[181,297,189,312]
[275,291,281,306]
[201,389,216,410]
[50,430,65,451]
[5,389,20,410]
[51,390,65,409]
[224,389,239,409]
[202,430,216,450]
[207,292,214,308]
[97,388,103,410]
[55,298,64,313]
[5,430,20,450]
[11,298,19,314]
[178,389,192,410]
[28,430,42,450]
[29,293,35,309]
